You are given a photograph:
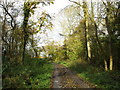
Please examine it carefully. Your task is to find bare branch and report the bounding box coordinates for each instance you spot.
[0,3,16,30]
[69,0,83,7]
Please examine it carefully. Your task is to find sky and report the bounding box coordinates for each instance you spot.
[44,0,70,15]
[36,0,72,46]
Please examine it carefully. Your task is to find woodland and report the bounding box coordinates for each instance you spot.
[1,0,120,89]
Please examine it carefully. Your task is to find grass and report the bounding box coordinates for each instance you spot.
[58,60,120,89]
[2,57,53,88]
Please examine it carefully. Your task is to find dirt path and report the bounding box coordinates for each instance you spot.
[51,63,95,88]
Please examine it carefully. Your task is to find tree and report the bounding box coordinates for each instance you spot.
[0,1,21,63]
[68,0,92,62]
[89,1,108,70]
[22,0,54,63]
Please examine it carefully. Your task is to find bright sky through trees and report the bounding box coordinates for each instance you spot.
[37,0,71,46]
[44,0,70,15]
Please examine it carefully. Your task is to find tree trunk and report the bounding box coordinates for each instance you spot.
[104,59,108,71]
[84,22,88,60]
[83,1,91,61]
[105,8,113,70]
[22,2,30,64]
[90,1,109,71]
[102,1,114,70]
[94,22,108,71]
[22,36,27,64]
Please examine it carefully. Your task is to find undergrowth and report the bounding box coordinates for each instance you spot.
[2,56,53,88]
[58,60,120,89]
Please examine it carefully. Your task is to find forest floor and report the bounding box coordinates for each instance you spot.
[51,63,96,88]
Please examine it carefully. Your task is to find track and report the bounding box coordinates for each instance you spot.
[51,63,95,88]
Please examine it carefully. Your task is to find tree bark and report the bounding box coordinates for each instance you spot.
[105,2,113,70]
[22,2,30,64]
[83,1,91,61]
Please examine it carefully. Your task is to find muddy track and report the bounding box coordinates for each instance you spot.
[51,63,96,88]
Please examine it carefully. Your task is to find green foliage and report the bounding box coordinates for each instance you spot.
[3,57,53,88]
[66,34,84,61]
